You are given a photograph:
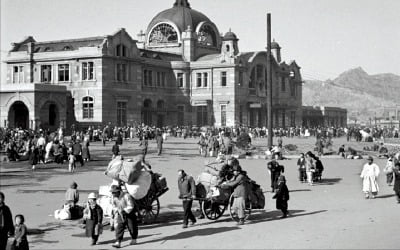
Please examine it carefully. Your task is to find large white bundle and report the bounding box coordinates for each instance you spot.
[54,208,71,220]
[197,172,218,189]
[97,196,113,217]
[125,170,152,200]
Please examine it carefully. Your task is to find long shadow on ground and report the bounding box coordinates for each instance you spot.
[138,226,240,245]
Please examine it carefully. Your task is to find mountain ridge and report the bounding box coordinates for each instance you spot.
[303,67,400,122]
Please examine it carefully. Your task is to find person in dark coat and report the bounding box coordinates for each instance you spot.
[393,162,400,203]
[83,193,103,245]
[13,214,29,250]
[221,165,249,225]
[116,131,123,146]
[29,145,39,171]
[72,140,84,167]
[272,175,290,218]
[297,153,306,182]
[267,159,284,192]
[0,192,15,250]
[112,141,120,159]
[177,169,196,228]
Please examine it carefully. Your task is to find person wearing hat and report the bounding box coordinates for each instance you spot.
[360,156,380,199]
[272,175,290,218]
[221,164,249,225]
[383,155,395,186]
[177,170,197,228]
[109,185,137,248]
[267,158,285,192]
[83,193,103,246]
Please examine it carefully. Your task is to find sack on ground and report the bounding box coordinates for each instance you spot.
[119,160,143,184]
[54,208,71,220]
[125,170,152,199]
[105,156,123,179]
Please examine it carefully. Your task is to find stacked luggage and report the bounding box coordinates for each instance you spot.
[104,155,168,200]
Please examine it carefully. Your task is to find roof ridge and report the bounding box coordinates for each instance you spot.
[35,36,107,45]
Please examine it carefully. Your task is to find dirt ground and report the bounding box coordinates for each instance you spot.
[1,136,399,249]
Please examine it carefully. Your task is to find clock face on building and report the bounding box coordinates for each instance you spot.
[197,24,216,47]
[149,23,178,45]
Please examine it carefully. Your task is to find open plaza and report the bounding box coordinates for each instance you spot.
[1,135,399,249]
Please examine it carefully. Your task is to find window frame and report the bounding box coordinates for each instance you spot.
[58,64,70,82]
[177,72,184,88]
[221,71,227,87]
[40,65,52,83]
[82,96,94,119]
[82,62,94,81]
[196,73,202,88]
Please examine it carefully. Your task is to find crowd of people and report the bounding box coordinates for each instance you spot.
[1,122,400,249]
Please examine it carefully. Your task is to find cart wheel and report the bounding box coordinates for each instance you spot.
[138,196,160,224]
[228,194,251,222]
[202,200,226,220]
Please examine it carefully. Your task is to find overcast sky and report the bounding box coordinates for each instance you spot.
[1,0,400,81]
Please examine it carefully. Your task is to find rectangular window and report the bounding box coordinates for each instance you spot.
[249,69,255,88]
[281,77,286,92]
[197,106,208,126]
[290,82,296,97]
[157,72,161,86]
[291,111,296,127]
[203,73,208,87]
[82,62,94,80]
[239,71,243,86]
[143,70,148,85]
[221,71,227,87]
[148,70,153,86]
[256,65,263,79]
[161,72,166,87]
[58,64,69,82]
[177,73,184,88]
[117,64,127,82]
[221,105,227,127]
[177,105,184,126]
[41,65,52,83]
[117,102,127,126]
[12,66,24,83]
[239,105,243,125]
[196,73,202,87]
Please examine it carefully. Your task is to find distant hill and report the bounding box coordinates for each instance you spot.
[303,67,400,122]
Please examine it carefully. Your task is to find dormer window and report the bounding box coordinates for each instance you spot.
[63,46,71,51]
[197,23,217,47]
[116,44,128,57]
[44,47,52,52]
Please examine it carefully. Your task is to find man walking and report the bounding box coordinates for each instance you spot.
[0,192,14,250]
[267,158,284,192]
[177,170,196,228]
[110,185,138,248]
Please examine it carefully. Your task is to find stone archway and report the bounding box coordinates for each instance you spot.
[8,101,29,129]
[39,101,60,131]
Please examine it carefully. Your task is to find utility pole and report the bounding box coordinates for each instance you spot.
[267,13,273,148]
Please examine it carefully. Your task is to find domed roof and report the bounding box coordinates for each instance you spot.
[146,0,213,35]
[223,29,238,41]
[271,39,280,49]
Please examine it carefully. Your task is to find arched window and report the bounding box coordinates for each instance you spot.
[82,96,94,119]
[157,100,164,110]
[149,23,178,45]
[197,24,217,47]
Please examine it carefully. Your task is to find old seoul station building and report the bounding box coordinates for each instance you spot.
[1,0,304,131]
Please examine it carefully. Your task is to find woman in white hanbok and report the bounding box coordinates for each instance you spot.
[360,156,380,199]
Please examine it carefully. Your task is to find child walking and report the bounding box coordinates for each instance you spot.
[13,214,29,250]
[83,193,103,246]
[272,175,290,218]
